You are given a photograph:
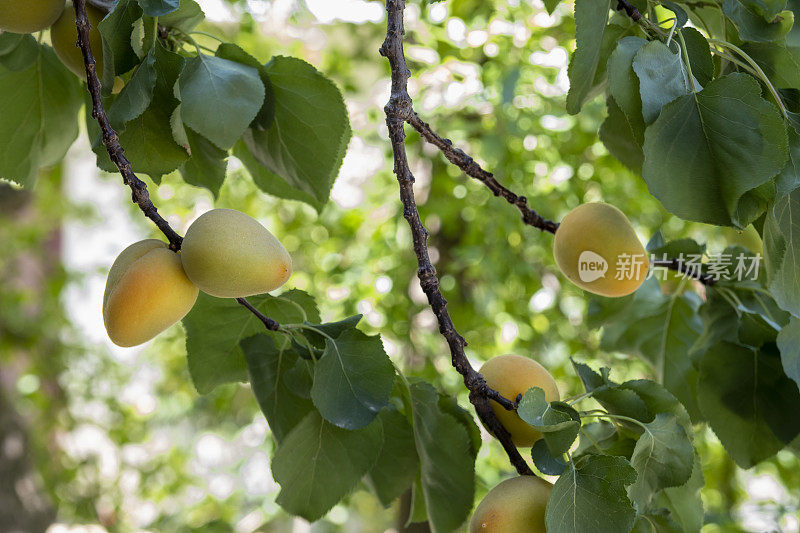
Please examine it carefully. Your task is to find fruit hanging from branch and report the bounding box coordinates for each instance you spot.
[103,239,198,347]
[553,202,648,297]
[479,354,559,447]
[469,475,552,532]
[180,208,292,298]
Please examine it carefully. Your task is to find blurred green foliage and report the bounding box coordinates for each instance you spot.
[1,0,797,531]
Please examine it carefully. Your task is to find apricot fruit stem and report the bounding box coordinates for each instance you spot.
[235,297,280,331]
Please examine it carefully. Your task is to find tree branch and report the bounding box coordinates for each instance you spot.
[72,0,183,251]
[381,0,534,476]
[71,0,283,327]
[406,112,560,234]
[616,0,642,21]
[236,298,280,331]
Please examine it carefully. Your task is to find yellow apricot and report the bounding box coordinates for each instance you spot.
[553,202,648,297]
[180,209,292,298]
[0,0,64,33]
[103,239,199,347]
[50,1,105,79]
[480,355,559,447]
[470,476,552,533]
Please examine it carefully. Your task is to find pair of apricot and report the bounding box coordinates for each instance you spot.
[103,209,292,347]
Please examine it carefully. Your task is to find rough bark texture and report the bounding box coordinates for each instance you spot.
[381,0,534,476]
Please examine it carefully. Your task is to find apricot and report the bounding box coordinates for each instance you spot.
[103,239,199,347]
[180,209,292,298]
[469,476,552,533]
[50,1,104,79]
[0,0,65,33]
[480,355,559,447]
[553,202,648,297]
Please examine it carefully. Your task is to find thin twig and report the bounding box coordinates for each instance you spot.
[616,0,642,21]
[381,0,534,477]
[72,0,183,251]
[72,0,282,327]
[236,298,280,331]
[406,112,560,234]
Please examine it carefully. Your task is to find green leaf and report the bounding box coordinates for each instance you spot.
[241,334,314,442]
[642,73,788,227]
[681,27,714,86]
[574,420,628,456]
[178,54,265,149]
[283,357,313,398]
[97,42,187,179]
[723,0,794,42]
[311,329,395,430]
[588,279,704,421]
[233,139,324,211]
[437,394,482,458]
[661,1,689,27]
[777,316,800,388]
[546,455,637,533]
[766,186,800,315]
[137,0,179,16]
[271,410,384,522]
[367,407,420,506]
[179,126,228,197]
[297,314,363,354]
[106,48,157,130]
[607,36,647,142]
[0,33,38,71]
[656,453,705,532]
[99,0,143,93]
[517,387,581,455]
[182,290,319,394]
[627,414,694,509]
[599,96,644,172]
[632,512,682,533]
[215,43,276,130]
[698,341,800,467]
[242,56,351,205]
[618,379,692,431]
[408,381,474,533]
[531,438,568,475]
[566,0,613,114]
[543,0,561,15]
[744,41,800,88]
[159,0,204,31]
[571,358,610,392]
[0,44,82,187]
[775,122,800,197]
[633,40,696,124]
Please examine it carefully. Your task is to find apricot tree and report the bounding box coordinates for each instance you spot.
[2,0,800,531]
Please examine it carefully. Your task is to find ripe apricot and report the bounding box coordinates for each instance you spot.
[480,355,559,447]
[0,0,65,34]
[553,202,648,297]
[103,239,199,347]
[469,475,552,533]
[180,209,292,298]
